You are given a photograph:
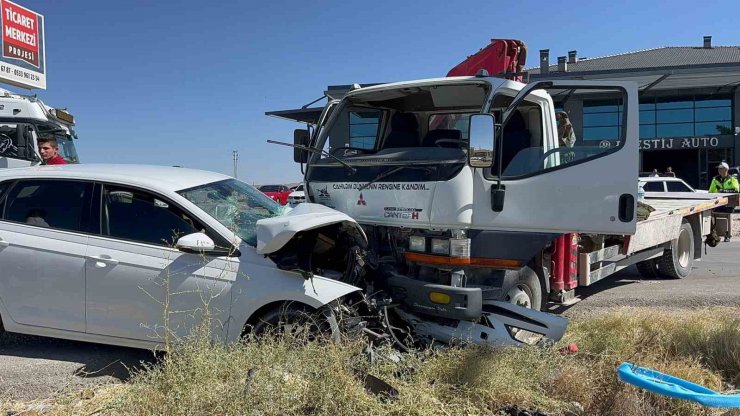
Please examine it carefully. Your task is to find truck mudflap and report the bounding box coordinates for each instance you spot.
[394,300,568,347]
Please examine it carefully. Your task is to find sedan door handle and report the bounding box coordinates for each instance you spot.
[87,255,119,267]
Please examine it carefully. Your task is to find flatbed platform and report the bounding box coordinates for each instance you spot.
[643,192,731,220]
[578,192,735,286]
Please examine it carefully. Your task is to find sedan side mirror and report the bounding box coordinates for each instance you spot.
[468,114,495,168]
[176,232,235,256]
[294,129,309,163]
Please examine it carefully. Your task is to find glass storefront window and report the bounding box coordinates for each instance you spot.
[583,100,623,141]
[587,96,732,141]
[656,108,694,123]
[583,104,622,113]
[583,126,620,140]
[656,100,693,110]
[583,112,620,126]
[657,123,694,137]
[640,124,656,139]
[640,110,655,124]
[639,96,731,139]
[695,99,730,108]
[695,121,733,135]
[695,107,731,122]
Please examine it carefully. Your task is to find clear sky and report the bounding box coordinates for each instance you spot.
[11,0,740,184]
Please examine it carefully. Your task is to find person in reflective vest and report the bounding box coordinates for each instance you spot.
[709,162,739,193]
[709,162,738,242]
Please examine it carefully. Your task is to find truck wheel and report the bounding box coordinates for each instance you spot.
[635,259,661,279]
[658,221,694,279]
[503,266,543,311]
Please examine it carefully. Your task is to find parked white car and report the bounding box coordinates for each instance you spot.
[287,184,305,207]
[639,177,707,193]
[0,164,364,349]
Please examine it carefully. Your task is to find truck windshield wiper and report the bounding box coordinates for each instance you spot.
[267,140,356,174]
[358,165,433,192]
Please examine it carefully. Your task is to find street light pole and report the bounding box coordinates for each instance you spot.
[232,150,238,178]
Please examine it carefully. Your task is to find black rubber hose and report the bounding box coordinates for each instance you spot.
[383,306,409,352]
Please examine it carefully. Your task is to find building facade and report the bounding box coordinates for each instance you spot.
[529,36,740,189]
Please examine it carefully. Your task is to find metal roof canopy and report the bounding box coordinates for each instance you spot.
[530,65,740,93]
[267,66,740,124]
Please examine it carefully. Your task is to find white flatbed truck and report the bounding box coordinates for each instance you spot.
[264,71,739,351]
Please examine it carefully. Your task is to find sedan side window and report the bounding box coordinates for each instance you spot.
[0,181,11,201]
[102,185,199,246]
[642,181,664,192]
[3,180,90,231]
[666,181,692,192]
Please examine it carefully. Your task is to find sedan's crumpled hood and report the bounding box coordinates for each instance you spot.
[256,203,367,254]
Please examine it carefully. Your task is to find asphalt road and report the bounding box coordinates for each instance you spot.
[1,244,739,402]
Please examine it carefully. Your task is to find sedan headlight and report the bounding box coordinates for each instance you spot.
[409,235,426,252]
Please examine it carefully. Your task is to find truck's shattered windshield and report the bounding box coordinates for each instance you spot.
[310,82,489,164]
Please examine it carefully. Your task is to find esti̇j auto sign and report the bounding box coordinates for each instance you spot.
[0,0,45,89]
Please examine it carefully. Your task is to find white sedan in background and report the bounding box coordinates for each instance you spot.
[639,177,707,193]
[0,164,363,349]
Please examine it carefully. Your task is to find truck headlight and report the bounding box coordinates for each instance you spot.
[409,236,426,252]
[450,238,471,258]
[431,238,450,255]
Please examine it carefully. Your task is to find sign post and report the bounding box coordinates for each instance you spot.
[0,0,44,89]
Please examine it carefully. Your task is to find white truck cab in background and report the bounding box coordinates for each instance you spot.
[0,88,79,168]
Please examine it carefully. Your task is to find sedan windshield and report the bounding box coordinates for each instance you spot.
[178,179,286,246]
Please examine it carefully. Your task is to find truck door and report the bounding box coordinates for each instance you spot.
[475,81,638,235]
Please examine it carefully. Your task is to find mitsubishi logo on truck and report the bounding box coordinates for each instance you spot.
[357,193,367,206]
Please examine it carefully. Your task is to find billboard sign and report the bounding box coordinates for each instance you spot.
[0,0,44,89]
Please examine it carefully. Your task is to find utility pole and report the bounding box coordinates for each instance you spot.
[232,150,238,178]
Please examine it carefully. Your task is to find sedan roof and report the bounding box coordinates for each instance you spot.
[0,164,231,192]
[639,177,686,183]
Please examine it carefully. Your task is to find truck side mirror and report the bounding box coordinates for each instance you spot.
[468,114,495,168]
[293,129,309,163]
[15,124,35,160]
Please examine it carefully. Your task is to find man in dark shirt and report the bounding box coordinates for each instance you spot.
[38,137,67,165]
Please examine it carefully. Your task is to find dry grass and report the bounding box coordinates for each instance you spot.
[3,307,739,416]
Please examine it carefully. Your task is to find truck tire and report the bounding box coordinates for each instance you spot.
[503,266,543,311]
[658,221,694,279]
[635,259,661,279]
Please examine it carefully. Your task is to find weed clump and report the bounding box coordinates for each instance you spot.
[19,307,739,416]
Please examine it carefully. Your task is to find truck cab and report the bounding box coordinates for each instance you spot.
[0,88,79,168]
[294,76,639,311]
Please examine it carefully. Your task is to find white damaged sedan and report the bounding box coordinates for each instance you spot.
[0,164,365,349]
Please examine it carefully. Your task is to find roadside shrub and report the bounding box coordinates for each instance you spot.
[8,308,738,416]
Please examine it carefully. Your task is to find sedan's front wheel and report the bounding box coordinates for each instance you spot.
[250,303,341,343]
